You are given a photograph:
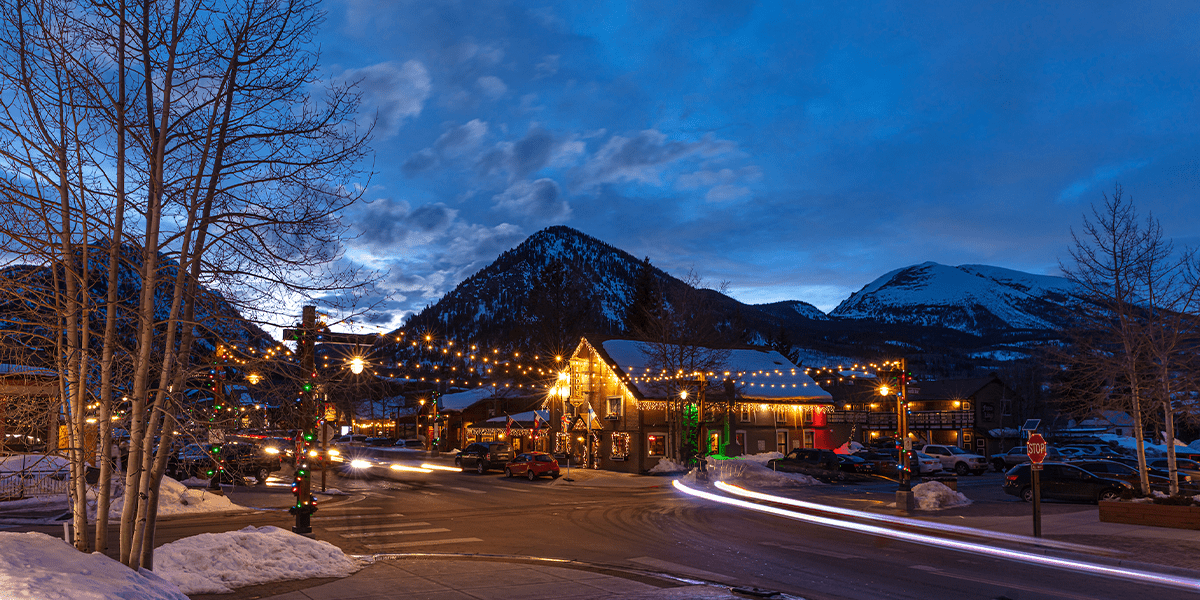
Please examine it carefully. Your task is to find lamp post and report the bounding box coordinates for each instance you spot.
[883,358,915,513]
[417,398,426,448]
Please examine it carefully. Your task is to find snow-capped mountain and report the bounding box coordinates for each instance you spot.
[831,262,1084,336]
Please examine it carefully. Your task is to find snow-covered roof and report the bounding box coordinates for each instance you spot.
[597,339,831,403]
[438,387,496,411]
[0,364,56,377]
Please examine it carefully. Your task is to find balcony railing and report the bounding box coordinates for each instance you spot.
[829,410,974,430]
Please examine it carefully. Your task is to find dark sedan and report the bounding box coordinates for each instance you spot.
[1003,463,1131,503]
[837,454,876,474]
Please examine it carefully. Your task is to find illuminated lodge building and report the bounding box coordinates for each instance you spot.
[550,338,834,474]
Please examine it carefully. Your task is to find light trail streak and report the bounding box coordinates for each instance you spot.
[420,463,461,472]
[714,481,1099,554]
[674,480,1200,593]
[390,464,433,473]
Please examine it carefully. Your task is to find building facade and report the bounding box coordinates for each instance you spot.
[549,338,834,474]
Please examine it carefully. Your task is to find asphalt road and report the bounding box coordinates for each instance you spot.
[13,468,1198,600]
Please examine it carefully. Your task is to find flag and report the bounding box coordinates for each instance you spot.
[532,414,540,440]
[505,416,512,440]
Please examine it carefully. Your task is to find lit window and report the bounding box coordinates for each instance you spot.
[647,434,666,457]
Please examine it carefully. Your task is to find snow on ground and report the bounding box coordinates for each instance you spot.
[912,481,972,511]
[154,525,362,594]
[686,456,822,488]
[89,476,240,519]
[0,531,188,600]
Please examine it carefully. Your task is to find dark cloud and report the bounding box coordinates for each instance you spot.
[353,198,455,249]
[570,130,738,192]
[492,178,570,223]
[510,128,556,177]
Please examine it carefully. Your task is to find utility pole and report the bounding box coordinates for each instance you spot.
[289,306,317,535]
[283,308,381,533]
[893,358,915,513]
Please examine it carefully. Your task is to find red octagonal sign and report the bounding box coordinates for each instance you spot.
[1027,433,1048,464]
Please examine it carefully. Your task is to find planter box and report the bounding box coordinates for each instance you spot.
[1099,501,1200,530]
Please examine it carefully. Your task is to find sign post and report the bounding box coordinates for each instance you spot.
[1027,432,1047,538]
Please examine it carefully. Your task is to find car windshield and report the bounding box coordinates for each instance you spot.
[1179,459,1200,469]
[535,454,555,462]
[946,446,968,455]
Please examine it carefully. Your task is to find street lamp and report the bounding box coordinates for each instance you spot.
[349,356,365,375]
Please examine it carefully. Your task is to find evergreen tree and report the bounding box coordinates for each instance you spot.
[625,257,659,338]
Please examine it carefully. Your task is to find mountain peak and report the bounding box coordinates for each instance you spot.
[831,262,1083,336]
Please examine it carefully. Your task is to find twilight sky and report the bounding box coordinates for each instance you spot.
[315,1,1200,330]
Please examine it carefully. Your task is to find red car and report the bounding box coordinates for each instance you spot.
[504,452,561,480]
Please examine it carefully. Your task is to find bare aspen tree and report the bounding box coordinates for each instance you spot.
[0,0,373,569]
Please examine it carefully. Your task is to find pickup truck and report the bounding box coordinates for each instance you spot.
[993,446,1063,472]
[170,441,281,484]
[766,448,848,482]
[919,444,988,475]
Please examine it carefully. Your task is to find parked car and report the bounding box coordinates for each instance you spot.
[992,446,1064,472]
[836,453,876,474]
[364,437,396,447]
[392,438,425,450]
[767,448,844,480]
[919,444,988,475]
[1003,463,1131,503]
[1067,459,1180,493]
[504,452,561,480]
[912,451,944,474]
[457,441,515,474]
[853,450,900,475]
[170,441,281,484]
[332,434,369,446]
[1146,458,1200,482]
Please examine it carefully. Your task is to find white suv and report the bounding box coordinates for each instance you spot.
[920,444,988,475]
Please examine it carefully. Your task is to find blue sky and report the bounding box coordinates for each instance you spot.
[316,1,1200,329]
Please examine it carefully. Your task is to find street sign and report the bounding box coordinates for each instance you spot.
[1027,432,1047,470]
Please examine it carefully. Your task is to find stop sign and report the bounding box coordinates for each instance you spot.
[1027,433,1048,464]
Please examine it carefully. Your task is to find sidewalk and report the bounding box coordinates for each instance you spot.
[192,556,769,600]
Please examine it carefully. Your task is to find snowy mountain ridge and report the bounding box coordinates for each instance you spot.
[831,262,1084,336]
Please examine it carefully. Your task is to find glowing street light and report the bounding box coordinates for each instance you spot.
[349,356,365,374]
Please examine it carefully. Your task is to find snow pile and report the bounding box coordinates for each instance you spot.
[0,454,70,475]
[0,531,188,599]
[90,476,239,519]
[649,458,689,474]
[154,525,361,594]
[691,458,821,488]
[912,481,972,511]
[722,451,783,466]
[834,441,864,455]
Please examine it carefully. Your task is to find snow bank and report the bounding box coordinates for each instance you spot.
[0,531,187,599]
[722,451,783,466]
[912,481,972,511]
[688,457,821,488]
[89,476,239,519]
[649,458,689,474]
[154,525,361,594]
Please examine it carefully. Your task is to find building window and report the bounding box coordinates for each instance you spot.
[756,439,767,452]
[776,430,788,453]
[611,432,630,460]
[774,408,786,424]
[803,430,815,448]
[735,431,746,452]
[1001,399,1012,417]
[555,432,569,454]
[709,432,720,454]
[802,407,814,425]
[740,405,751,422]
[606,396,623,418]
[647,434,666,457]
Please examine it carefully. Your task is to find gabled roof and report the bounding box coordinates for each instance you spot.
[588,338,831,403]
[906,376,1002,400]
[438,387,496,411]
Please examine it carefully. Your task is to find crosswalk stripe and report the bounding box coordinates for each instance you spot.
[311,513,405,521]
[448,486,486,494]
[318,506,384,513]
[419,491,440,496]
[324,522,429,532]
[340,528,449,539]
[364,537,482,550]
